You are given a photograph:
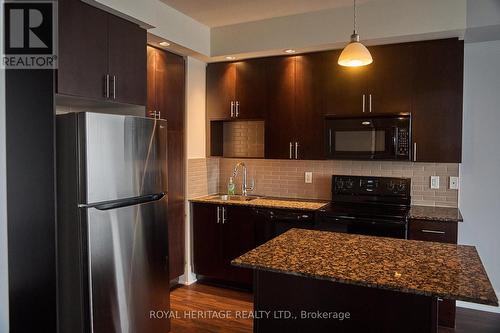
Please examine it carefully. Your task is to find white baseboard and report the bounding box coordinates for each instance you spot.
[457,291,500,313]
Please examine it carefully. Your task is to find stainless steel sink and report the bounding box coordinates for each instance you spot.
[209,194,260,202]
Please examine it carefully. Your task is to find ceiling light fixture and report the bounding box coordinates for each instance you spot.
[159,41,170,47]
[284,49,296,54]
[338,0,373,67]
[225,56,236,60]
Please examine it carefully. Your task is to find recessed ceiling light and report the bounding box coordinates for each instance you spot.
[159,41,170,47]
[284,49,296,54]
[225,56,236,60]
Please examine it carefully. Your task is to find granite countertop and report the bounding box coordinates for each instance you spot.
[409,206,463,222]
[233,229,498,306]
[190,195,329,211]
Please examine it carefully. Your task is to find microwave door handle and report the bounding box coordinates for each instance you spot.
[394,127,399,156]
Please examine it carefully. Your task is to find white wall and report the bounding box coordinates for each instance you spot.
[181,57,206,285]
[88,0,210,56]
[211,0,466,57]
[0,67,9,329]
[458,40,500,313]
[186,57,207,159]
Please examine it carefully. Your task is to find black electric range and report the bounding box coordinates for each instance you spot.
[316,175,411,239]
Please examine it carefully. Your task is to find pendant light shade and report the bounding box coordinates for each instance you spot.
[338,33,373,67]
[338,0,372,67]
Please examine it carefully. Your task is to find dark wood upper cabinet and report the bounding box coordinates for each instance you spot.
[206,38,463,163]
[108,15,146,106]
[147,46,186,280]
[58,0,108,101]
[265,56,297,159]
[367,43,413,114]
[295,53,331,160]
[411,38,463,163]
[58,0,146,105]
[207,60,267,120]
[206,62,236,119]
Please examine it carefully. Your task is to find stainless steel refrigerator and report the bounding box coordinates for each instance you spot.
[56,112,170,333]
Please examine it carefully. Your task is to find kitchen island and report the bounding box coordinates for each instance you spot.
[232,229,498,333]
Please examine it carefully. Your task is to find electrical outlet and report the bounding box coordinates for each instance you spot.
[305,172,313,184]
[449,176,459,190]
[430,176,440,189]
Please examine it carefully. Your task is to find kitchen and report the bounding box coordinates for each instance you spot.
[1,0,500,332]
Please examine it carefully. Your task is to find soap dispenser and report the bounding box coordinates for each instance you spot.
[227,177,235,195]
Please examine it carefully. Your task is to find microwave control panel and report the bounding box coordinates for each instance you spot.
[397,128,409,156]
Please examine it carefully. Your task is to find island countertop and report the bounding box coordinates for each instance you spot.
[232,229,498,306]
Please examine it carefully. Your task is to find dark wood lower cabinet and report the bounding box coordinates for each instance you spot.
[192,203,256,286]
[409,219,459,328]
[253,270,438,333]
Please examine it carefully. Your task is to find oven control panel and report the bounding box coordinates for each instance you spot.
[333,175,411,199]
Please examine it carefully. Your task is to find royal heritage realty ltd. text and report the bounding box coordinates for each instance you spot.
[149,310,351,321]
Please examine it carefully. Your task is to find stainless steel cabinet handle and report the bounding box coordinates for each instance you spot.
[230,101,235,118]
[329,129,332,154]
[369,94,372,113]
[362,94,366,113]
[289,142,293,159]
[105,74,110,98]
[421,229,445,235]
[112,75,116,99]
[295,142,299,160]
[235,101,240,117]
[222,207,227,224]
[413,142,417,161]
[216,206,220,224]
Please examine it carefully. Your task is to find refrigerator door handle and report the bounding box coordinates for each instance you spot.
[79,192,166,211]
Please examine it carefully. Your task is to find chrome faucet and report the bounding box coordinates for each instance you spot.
[232,162,254,196]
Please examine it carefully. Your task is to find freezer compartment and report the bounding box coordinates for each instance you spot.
[81,112,168,204]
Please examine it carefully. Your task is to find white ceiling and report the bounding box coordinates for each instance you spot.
[160,0,371,28]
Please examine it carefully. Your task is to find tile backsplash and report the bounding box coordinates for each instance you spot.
[222,121,265,158]
[188,158,459,207]
[187,158,219,198]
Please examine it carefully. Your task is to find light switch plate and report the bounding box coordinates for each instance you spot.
[305,172,313,184]
[449,176,459,190]
[430,176,440,189]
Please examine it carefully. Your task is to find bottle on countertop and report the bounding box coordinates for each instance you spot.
[227,177,235,195]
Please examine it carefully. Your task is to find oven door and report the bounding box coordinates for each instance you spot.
[316,215,407,239]
[325,116,410,160]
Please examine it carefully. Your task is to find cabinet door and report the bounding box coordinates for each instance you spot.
[206,62,236,119]
[58,0,108,100]
[367,44,413,114]
[147,47,186,280]
[108,14,147,106]
[146,46,157,116]
[235,59,267,119]
[412,39,463,163]
[328,51,370,116]
[295,52,330,160]
[192,203,223,279]
[221,206,255,285]
[265,56,297,159]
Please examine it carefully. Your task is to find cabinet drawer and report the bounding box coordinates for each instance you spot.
[408,219,457,244]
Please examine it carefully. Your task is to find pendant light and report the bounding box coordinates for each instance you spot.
[338,0,373,67]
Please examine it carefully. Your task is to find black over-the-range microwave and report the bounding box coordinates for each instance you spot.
[325,114,411,160]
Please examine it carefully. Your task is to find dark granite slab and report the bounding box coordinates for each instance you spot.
[409,206,463,222]
[233,229,497,306]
